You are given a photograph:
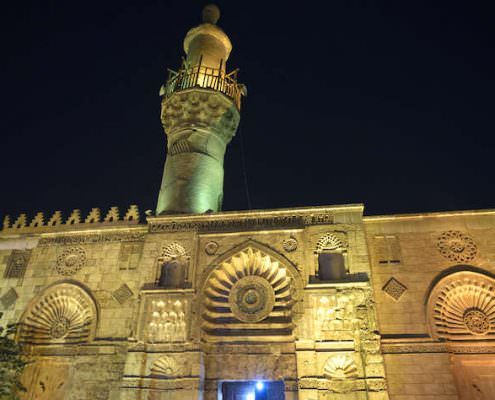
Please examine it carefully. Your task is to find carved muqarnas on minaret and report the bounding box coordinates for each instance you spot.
[156,3,244,215]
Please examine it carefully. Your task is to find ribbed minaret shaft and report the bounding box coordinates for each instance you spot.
[156,5,243,215]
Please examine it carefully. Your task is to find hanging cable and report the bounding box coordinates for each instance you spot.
[238,120,252,210]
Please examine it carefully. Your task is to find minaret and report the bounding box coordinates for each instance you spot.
[156,5,243,215]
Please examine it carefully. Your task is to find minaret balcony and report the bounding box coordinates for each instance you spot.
[160,59,243,110]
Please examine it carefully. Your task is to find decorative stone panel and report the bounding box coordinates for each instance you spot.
[427,271,495,340]
[202,247,295,341]
[323,354,358,380]
[18,283,97,345]
[282,237,298,252]
[382,277,407,301]
[136,291,192,343]
[161,242,187,260]
[151,355,181,377]
[112,284,134,304]
[0,288,18,309]
[298,289,373,341]
[315,232,347,253]
[436,230,477,262]
[4,250,30,278]
[56,246,86,276]
[204,241,219,255]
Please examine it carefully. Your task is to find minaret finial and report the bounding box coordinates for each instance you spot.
[202,4,220,25]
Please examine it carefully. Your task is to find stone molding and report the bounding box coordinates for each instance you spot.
[381,340,495,354]
[37,231,146,246]
[148,205,363,233]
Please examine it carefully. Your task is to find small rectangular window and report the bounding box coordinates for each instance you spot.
[119,242,143,270]
[374,235,401,264]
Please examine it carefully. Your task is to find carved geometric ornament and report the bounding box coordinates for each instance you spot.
[282,238,298,252]
[436,230,477,263]
[151,355,180,378]
[323,354,358,380]
[427,271,495,341]
[315,233,346,253]
[205,241,219,255]
[202,247,294,339]
[382,277,407,301]
[56,246,86,276]
[18,283,97,345]
[161,242,187,260]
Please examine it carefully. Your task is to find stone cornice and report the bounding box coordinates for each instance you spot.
[147,204,364,233]
[364,208,495,223]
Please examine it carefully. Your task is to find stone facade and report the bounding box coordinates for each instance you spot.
[1,5,494,400]
[3,206,493,399]
[365,209,495,400]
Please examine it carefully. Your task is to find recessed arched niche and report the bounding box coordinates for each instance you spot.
[426,270,495,341]
[315,233,348,281]
[201,245,300,342]
[17,282,97,345]
[156,242,190,288]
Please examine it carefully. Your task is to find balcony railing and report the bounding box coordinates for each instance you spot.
[161,58,243,110]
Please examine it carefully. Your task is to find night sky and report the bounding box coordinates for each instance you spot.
[1,1,494,222]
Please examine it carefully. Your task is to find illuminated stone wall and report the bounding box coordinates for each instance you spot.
[1,206,494,399]
[0,205,390,400]
[364,209,495,400]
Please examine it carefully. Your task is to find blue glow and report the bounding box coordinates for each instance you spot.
[246,393,255,400]
[256,381,264,391]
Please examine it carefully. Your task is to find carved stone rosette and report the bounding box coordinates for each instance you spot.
[56,246,86,275]
[427,271,495,340]
[202,247,295,340]
[18,283,97,345]
[436,230,477,263]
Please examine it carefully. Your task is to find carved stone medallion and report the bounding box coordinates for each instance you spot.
[463,308,490,335]
[229,275,275,323]
[205,241,219,255]
[56,247,86,275]
[282,238,298,252]
[436,230,477,262]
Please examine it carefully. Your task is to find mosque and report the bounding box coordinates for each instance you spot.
[0,5,494,400]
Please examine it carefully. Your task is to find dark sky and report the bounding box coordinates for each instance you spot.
[1,0,494,222]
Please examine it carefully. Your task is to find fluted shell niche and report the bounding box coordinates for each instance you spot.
[202,247,295,340]
[427,271,495,341]
[18,283,97,345]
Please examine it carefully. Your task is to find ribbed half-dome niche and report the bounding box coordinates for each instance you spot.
[323,354,358,380]
[18,283,97,345]
[427,271,495,341]
[151,356,180,378]
[202,247,295,340]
